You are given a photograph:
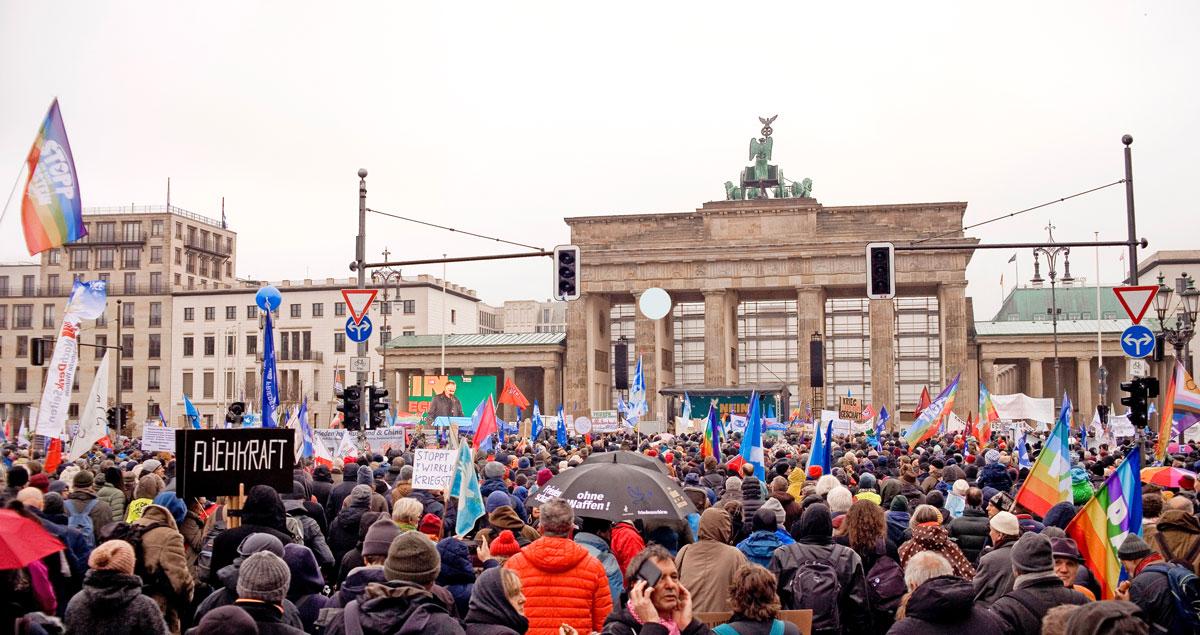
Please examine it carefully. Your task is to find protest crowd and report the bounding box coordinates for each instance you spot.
[1,410,1198,635]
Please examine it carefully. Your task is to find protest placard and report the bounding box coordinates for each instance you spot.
[141,425,176,454]
[838,397,862,422]
[176,428,294,499]
[591,410,619,433]
[411,448,455,490]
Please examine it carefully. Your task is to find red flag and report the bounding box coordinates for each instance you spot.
[472,397,499,449]
[498,377,530,410]
[43,438,63,474]
[913,386,932,420]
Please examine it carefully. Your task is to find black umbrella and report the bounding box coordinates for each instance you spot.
[581,450,670,475]
[529,462,697,522]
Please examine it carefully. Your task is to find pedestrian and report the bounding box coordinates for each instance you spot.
[1049,537,1097,600]
[207,485,294,585]
[887,551,1002,635]
[972,510,1020,606]
[328,484,373,567]
[609,520,645,576]
[976,450,1012,493]
[282,543,328,633]
[464,567,532,635]
[947,487,990,564]
[1147,495,1200,574]
[232,551,305,635]
[676,506,747,613]
[64,539,170,635]
[898,504,974,580]
[1116,533,1189,633]
[989,532,1088,634]
[737,507,786,567]
[65,468,114,543]
[885,496,911,546]
[134,502,196,634]
[185,605,259,635]
[575,517,624,608]
[97,467,127,523]
[718,563,802,635]
[437,536,486,617]
[599,544,712,635]
[126,473,165,522]
[193,533,305,630]
[326,517,395,609]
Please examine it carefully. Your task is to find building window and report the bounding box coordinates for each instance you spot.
[402,300,415,314]
[121,302,134,327]
[199,257,209,277]
[122,222,141,242]
[450,309,456,324]
[182,337,194,357]
[120,366,133,391]
[175,222,182,239]
[23,275,36,295]
[123,272,136,293]
[204,336,215,356]
[187,276,195,289]
[184,307,195,321]
[379,328,391,344]
[174,248,182,265]
[46,274,59,295]
[70,249,88,270]
[121,334,133,358]
[402,330,414,336]
[225,306,236,320]
[246,334,257,355]
[46,249,61,265]
[150,246,162,263]
[122,247,140,269]
[16,367,27,392]
[42,304,55,328]
[334,332,345,353]
[205,306,215,321]
[290,304,301,318]
[148,333,161,358]
[14,305,33,329]
[150,272,163,294]
[226,335,235,356]
[94,222,115,242]
[94,335,106,359]
[96,248,114,269]
[151,219,163,236]
[334,302,346,317]
[149,302,162,327]
[203,371,214,399]
[226,262,232,277]
[186,253,195,273]
[0,276,7,295]
[247,305,258,319]
[379,301,391,315]
[312,303,324,318]
[17,336,28,356]
[0,306,6,329]
[182,371,193,397]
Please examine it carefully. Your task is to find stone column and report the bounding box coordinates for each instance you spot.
[795,286,827,410]
[565,293,612,415]
[394,369,409,414]
[869,298,896,421]
[1076,357,1092,427]
[542,365,560,414]
[635,294,676,420]
[501,366,518,421]
[938,282,970,418]
[1027,357,1044,398]
[980,358,997,391]
[703,290,738,386]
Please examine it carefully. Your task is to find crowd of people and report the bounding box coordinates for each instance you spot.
[0,422,1196,635]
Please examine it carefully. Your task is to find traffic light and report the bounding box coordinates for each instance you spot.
[368,385,389,429]
[865,242,895,300]
[30,338,45,366]
[1120,376,1160,431]
[226,401,246,427]
[338,385,362,431]
[118,406,131,434]
[553,245,580,301]
[106,407,118,430]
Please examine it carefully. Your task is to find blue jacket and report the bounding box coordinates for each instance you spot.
[737,531,785,567]
[575,531,623,607]
[977,462,1013,494]
[480,478,526,521]
[886,511,911,547]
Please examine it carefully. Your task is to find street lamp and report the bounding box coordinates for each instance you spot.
[371,248,404,392]
[1031,222,1073,404]
[1154,272,1199,375]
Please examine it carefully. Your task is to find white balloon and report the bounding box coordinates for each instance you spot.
[638,287,672,320]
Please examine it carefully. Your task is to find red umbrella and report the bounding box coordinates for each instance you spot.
[1141,467,1197,490]
[0,510,65,569]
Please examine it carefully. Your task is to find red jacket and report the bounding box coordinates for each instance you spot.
[609,521,645,578]
[504,535,613,635]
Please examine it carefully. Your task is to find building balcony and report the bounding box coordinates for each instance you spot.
[260,350,323,363]
[184,238,232,258]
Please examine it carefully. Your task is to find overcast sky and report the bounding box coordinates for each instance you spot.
[2,2,1197,320]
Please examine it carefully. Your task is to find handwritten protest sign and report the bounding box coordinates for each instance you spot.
[141,425,176,454]
[411,449,455,490]
[177,428,294,499]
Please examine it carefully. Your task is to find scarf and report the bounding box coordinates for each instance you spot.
[626,599,681,635]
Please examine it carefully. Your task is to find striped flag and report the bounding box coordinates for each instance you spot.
[701,403,721,462]
[1013,408,1073,517]
[978,381,999,447]
[1066,445,1142,599]
[903,374,960,446]
[1159,361,1200,461]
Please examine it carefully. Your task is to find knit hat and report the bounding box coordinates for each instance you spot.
[485,490,512,514]
[238,532,286,559]
[1051,537,1085,563]
[42,492,64,516]
[191,605,258,635]
[89,539,136,575]
[989,510,1020,537]
[1011,532,1054,574]
[483,461,505,479]
[399,465,414,482]
[761,497,786,526]
[348,484,373,507]
[384,532,440,584]
[419,513,443,540]
[726,476,743,493]
[141,459,162,474]
[237,551,291,604]
[536,468,553,487]
[889,495,909,512]
[489,530,521,558]
[1117,534,1153,561]
[363,517,401,559]
[29,472,50,492]
[952,479,969,496]
[858,472,876,491]
[985,449,1000,464]
[103,467,123,487]
[72,469,94,490]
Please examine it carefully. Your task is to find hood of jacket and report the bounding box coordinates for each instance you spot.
[356,580,452,632]
[335,566,387,605]
[242,484,289,532]
[698,507,732,543]
[1158,509,1200,535]
[887,511,911,528]
[135,503,180,532]
[909,523,951,550]
[487,505,527,532]
[436,537,476,586]
[133,473,165,500]
[519,535,595,573]
[903,574,976,623]
[465,567,529,632]
[739,531,784,559]
[81,569,145,605]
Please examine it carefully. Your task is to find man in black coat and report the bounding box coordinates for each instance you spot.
[208,485,294,585]
[325,464,373,520]
[948,487,991,564]
[990,533,1088,634]
[1117,533,1187,634]
[888,551,1002,635]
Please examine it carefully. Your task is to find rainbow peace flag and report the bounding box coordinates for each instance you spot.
[903,373,960,446]
[977,381,999,447]
[701,403,721,462]
[1066,445,1142,599]
[1159,361,1200,461]
[21,99,84,255]
[1013,410,1073,517]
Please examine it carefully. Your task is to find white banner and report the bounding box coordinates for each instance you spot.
[411,449,455,490]
[35,317,81,440]
[141,424,176,454]
[67,350,110,459]
[990,393,1056,423]
[314,428,408,456]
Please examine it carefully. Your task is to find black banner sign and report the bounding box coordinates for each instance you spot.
[176,428,294,499]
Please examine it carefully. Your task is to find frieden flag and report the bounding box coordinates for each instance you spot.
[1013,410,1073,518]
[1065,445,1142,599]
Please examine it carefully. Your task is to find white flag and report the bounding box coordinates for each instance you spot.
[336,429,357,460]
[68,351,111,460]
[35,317,81,440]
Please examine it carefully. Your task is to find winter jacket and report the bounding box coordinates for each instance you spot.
[207,485,294,585]
[177,511,205,567]
[481,477,527,520]
[577,531,624,607]
[96,483,127,523]
[676,507,748,614]
[408,488,446,520]
[738,530,786,567]
[311,469,334,510]
[328,502,370,569]
[740,477,765,528]
[476,505,542,545]
[327,565,387,609]
[683,485,710,513]
[976,463,1012,494]
[284,499,335,569]
[436,537,480,617]
[770,491,803,529]
[64,569,169,635]
[31,508,90,578]
[769,538,870,635]
[947,507,990,564]
[232,599,307,635]
[1149,509,1200,574]
[972,538,1016,606]
[885,511,911,547]
[319,579,465,635]
[898,524,975,580]
[610,521,646,576]
[65,489,114,541]
[1128,558,1186,634]
[193,562,305,628]
[135,504,195,633]
[465,568,531,635]
[600,606,717,635]
[989,571,1088,634]
[886,575,1002,635]
[504,535,613,635]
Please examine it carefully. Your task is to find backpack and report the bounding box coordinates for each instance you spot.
[98,520,172,592]
[784,558,842,633]
[1144,563,1200,633]
[284,515,305,545]
[195,506,227,583]
[1154,532,1200,569]
[865,555,906,612]
[715,621,785,635]
[66,498,98,550]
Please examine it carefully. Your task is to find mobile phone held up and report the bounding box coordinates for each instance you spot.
[634,558,662,589]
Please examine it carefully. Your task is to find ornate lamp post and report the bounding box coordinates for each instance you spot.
[371,248,404,390]
[1030,223,1074,403]
[1153,272,1200,375]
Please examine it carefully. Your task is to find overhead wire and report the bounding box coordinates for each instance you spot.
[366,207,546,253]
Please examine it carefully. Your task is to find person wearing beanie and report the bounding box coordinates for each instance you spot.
[770,503,871,634]
[480,462,527,522]
[186,605,259,635]
[234,551,304,634]
[972,510,1021,606]
[990,533,1088,633]
[324,465,370,520]
[328,484,374,569]
[977,449,1013,494]
[29,471,51,493]
[64,540,170,635]
[854,472,881,505]
[948,487,991,565]
[126,472,166,522]
[720,475,744,503]
[886,495,912,547]
[475,493,541,546]
[64,467,114,542]
[134,502,196,633]
[324,516,393,610]
[97,466,127,522]
[282,543,328,633]
[319,532,463,635]
[1117,532,1185,633]
[487,529,522,563]
[945,478,969,519]
[419,513,444,541]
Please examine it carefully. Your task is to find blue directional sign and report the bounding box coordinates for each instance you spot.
[345,315,373,343]
[1120,324,1155,359]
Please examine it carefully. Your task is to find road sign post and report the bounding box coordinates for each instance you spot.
[1113,286,1159,325]
[346,315,373,343]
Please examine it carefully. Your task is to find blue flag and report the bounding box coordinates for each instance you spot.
[531,401,543,440]
[738,392,765,480]
[628,356,647,424]
[822,419,834,472]
[1016,425,1033,468]
[557,404,568,447]
[452,442,485,536]
[298,397,313,458]
[682,392,692,424]
[183,394,201,430]
[807,415,826,476]
[261,310,279,427]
